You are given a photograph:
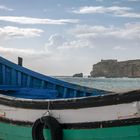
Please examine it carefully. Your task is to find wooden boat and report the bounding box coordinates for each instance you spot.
[0,56,140,140]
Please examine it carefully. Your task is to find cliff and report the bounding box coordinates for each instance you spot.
[90,59,140,78]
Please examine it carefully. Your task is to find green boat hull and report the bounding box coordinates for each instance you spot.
[0,122,140,140]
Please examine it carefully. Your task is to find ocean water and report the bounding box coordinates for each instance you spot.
[56,77,140,93]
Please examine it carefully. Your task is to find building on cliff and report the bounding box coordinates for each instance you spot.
[90,59,140,78]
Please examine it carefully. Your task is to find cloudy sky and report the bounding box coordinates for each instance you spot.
[0,0,140,76]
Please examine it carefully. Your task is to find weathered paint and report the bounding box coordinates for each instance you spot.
[0,121,140,140]
[0,102,139,124]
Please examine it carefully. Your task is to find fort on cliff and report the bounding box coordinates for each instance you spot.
[90,59,140,78]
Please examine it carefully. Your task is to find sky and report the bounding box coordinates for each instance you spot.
[0,0,140,76]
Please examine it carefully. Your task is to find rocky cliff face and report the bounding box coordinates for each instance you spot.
[90,59,140,78]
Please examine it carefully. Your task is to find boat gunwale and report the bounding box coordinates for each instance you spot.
[0,90,140,110]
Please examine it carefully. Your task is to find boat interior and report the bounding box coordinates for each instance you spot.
[0,56,109,99]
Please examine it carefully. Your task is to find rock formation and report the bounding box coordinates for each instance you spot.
[90,59,140,78]
[73,73,83,77]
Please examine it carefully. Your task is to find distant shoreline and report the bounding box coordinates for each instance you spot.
[54,76,140,79]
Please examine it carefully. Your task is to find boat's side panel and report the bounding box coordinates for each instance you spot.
[63,125,140,140]
[0,101,139,123]
[0,122,32,140]
[0,121,140,140]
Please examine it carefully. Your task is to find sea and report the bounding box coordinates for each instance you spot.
[55,76,140,93]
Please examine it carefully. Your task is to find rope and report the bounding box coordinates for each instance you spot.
[42,100,51,118]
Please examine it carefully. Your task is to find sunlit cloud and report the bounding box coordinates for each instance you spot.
[72,6,131,14]
[0,46,49,57]
[72,6,140,18]
[70,23,140,40]
[45,34,93,51]
[0,16,79,25]
[0,26,43,39]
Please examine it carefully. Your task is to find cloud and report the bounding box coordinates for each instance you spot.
[0,26,43,39]
[72,6,140,18]
[116,12,140,18]
[59,40,93,49]
[45,23,140,57]
[96,0,104,2]
[70,23,140,40]
[0,5,13,11]
[72,6,131,14]
[0,46,49,57]
[45,34,93,51]
[0,16,79,25]
[113,46,126,50]
[127,0,140,1]
[45,34,67,48]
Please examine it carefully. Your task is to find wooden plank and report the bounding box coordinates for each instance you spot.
[74,90,77,97]
[63,88,67,98]
[27,76,31,87]
[41,81,45,88]
[11,69,16,85]
[17,71,21,86]
[2,65,5,85]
